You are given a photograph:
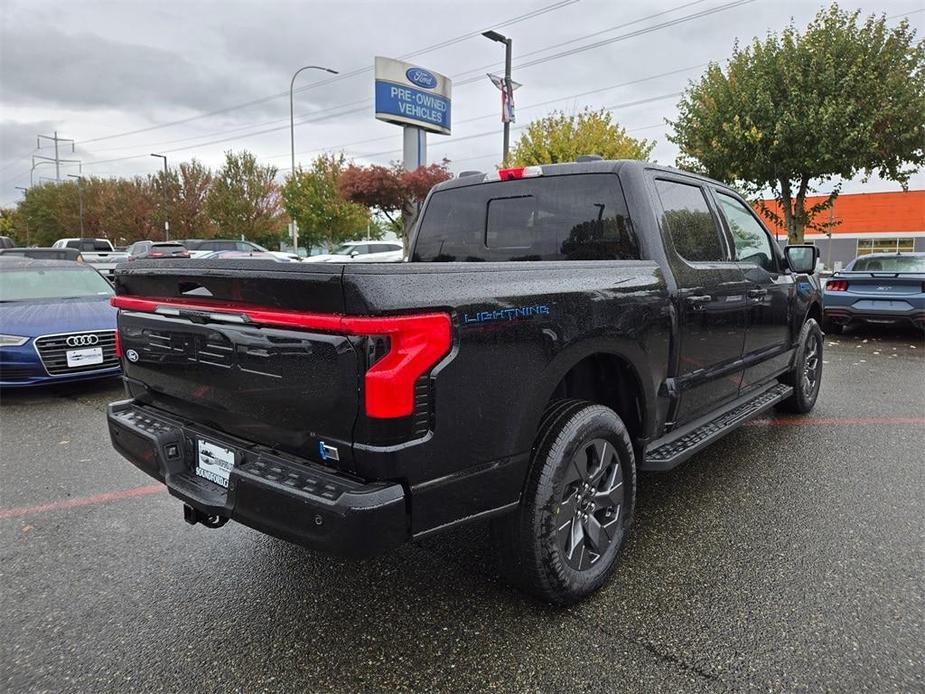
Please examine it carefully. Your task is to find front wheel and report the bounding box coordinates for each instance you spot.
[778,318,823,413]
[492,401,636,605]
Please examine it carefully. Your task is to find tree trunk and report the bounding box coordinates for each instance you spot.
[778,178,806,244]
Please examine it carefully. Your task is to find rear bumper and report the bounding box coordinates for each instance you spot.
[107,399,408,557]
[823,304,925,327]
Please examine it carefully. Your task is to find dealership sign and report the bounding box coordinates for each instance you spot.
[374,57,452,135]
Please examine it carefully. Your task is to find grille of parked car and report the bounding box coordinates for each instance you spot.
[34,330,119,375]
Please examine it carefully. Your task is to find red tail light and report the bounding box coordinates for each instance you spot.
[114,329,122,358]
[827,279,848,292]
[110,296,452,419]
[148,252,163,258]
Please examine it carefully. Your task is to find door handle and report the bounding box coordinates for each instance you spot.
[747,288,768,299]
[685,294,712,306]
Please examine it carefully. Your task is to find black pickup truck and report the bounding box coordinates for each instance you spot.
[107,159,823,604]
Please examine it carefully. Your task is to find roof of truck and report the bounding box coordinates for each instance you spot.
[432,159,724,193]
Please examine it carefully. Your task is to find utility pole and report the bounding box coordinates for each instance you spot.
[150,153,170,240]
[67,174,85,237]
[289,64,339,255]
[483,31,514,166]
[32,154,81,187]
[37,131,76,182]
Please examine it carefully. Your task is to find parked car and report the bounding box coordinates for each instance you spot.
[199,250,292,262]
[126,241,190,260]
[0,258,120,387]
[303,241,403,263]
[0,236,14,249]
[822,252,925,333]
[107,159,823,604]
[179,239,298,262]
[0,247,83,262]
[52,238,129,278]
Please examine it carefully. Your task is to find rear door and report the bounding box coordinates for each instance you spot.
[653,175,750,424]
[711,189,794,391]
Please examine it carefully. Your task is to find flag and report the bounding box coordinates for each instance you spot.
[487,73,522,124]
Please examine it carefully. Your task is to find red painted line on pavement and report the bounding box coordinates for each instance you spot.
[748,416,925,427]
[0,484,164,521]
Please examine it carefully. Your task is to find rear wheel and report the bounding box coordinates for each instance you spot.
[493,401,636,605]
[778,318,823,413]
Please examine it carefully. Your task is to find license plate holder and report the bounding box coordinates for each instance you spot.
[66,347,103,367]
[195,439,236,488]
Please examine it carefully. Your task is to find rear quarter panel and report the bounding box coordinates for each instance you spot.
[343,261,671,532]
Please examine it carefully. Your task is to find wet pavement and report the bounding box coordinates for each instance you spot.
[2,325,923,692]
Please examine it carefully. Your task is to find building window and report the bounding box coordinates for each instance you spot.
[856,237,915,256]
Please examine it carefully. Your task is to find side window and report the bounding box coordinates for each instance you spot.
[655,179,726,262]
[716,192,776,272]
[352,245,369,255]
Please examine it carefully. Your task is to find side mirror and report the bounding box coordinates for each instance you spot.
[784,245,818,274]
[349,250,359,257]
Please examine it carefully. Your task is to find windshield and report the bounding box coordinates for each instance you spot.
[0,267,114,301]
[850,255,925,272]
[331,243,357,255]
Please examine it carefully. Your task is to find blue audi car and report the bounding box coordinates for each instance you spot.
[822,252,925,333]
[0,258,121,387]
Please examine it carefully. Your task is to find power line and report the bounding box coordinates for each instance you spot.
[77,0,752,169]
[76,0,579,146]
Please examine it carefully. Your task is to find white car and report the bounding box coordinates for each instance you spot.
[304,241,404,263]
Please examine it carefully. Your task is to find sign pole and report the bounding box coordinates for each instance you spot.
[402,126,427,171]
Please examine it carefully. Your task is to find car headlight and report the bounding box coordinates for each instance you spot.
[0,334,29,347]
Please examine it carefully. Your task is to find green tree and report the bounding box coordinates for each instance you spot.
[0,207,25,245]
[510,108,655,166]
[669,5,925,243]
[206,150,285,248]
[150,159,216,241]
[282,153,371,250]
[17,180,84,245]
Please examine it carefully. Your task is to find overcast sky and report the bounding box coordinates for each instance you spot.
[1,0,922,206]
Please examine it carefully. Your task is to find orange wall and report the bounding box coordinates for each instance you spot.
[757,190,925,236]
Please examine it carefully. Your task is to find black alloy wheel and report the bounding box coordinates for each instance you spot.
[556,438,624,571]
[492,400,636,605]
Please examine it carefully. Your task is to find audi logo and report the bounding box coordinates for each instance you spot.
[66,334,100,347]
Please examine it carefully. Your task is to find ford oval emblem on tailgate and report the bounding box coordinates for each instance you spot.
[406,67,437,89]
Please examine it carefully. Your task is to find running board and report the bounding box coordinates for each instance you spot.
[642,383,792,472]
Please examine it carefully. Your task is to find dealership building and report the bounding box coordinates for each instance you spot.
[759,189,925,270]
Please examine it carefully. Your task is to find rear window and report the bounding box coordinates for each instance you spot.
[152,244,187,252]
[850,255,925,272]
[66,240,112,252]
[413,173,638,262]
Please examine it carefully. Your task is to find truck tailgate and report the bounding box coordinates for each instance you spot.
[113,260,360,467]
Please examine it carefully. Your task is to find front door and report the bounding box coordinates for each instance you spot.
[712,190,794,391]
[653,176,750,425]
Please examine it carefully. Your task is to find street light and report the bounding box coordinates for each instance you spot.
[482,30,513,166]
[67,174,85,237]
[150,153,170,240]
[289,64,338,254]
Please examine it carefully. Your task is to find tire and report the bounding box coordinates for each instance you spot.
[492,400,636,605]
[778,318,823,414]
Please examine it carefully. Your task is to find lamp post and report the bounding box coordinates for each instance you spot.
[67,174,85,237]
[289,64,338,254]
[482,30,514,166]
[150,153,170,240]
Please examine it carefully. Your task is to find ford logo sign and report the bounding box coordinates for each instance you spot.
[406,68,438,89]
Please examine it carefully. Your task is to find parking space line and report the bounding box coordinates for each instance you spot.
[0,484,164,521]
[749,416,925,427]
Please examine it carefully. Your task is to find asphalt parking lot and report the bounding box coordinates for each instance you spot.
[2,325,923,693]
